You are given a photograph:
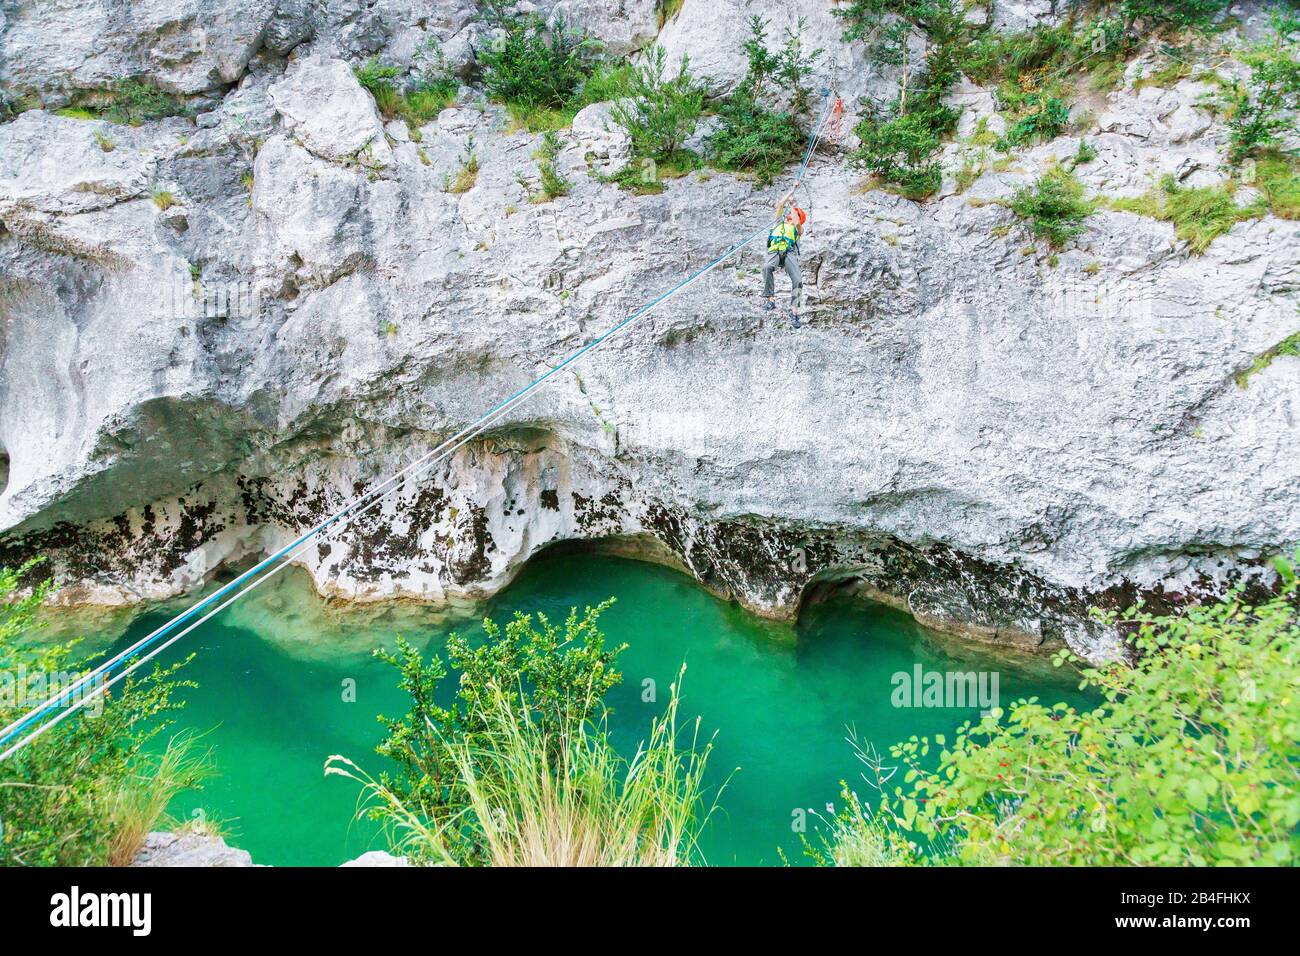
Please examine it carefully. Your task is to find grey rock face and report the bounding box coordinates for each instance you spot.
[340,849,410,866]
[0,1,277,102]
[267,54,391,165]
[131,831,257,866]
[0,1,1297,664]
[132,831,408,865]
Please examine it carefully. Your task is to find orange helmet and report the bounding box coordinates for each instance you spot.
[792,206,807,226]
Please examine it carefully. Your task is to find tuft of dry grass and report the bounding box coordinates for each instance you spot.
[327,666,722,867]
[447,143,479,194]
[104,731,214,866]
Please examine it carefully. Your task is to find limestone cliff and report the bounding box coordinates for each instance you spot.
[1,1,1297,661]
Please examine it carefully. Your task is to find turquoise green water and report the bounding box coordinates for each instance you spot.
[86,551,1089,866]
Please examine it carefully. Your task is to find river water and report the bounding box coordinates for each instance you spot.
[76,550,1090,865]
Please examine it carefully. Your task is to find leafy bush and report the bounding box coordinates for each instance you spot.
[577,60,637,104]
[353,58,403,116]
[1222,29,1300,163]
[401,87,449,127]
[331,663,717,867]
[1072,138,1098,167]
[354,49,457,129]
[326,601,722,867]
[407,36,459,119]
[998,89,1070,148]
[1007,165,1096,248]
[0,561,203,866]
[841,2,962,198]
[1119,0,1232,29]
[611,45,704,161]
[853,109,946,199]
[708,93,807,186]
[353,57,401,97]
[957,23,1078,86]
[604,149,701,195]
[65,79,190,126]
[844,561,1300,866]
[478,2,597,112]
[708,16,822,186]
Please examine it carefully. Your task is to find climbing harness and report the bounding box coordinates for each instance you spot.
[0,89,837,762]
[767,220,801,260]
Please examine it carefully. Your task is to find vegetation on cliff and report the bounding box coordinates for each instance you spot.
[0,562,208,866]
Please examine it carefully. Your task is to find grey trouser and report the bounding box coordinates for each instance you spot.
[763,249,802,308]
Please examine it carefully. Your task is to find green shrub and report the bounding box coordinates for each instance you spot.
[1071,137,1098,167]
[353,57,401,96]
[353,58,403,119]
[840,2,962,198]
[478,2,597,112]
[605,149,700,195]
[354,48,458,129]
[1007,165,1096,248]
[840,561,1300,866]
[577,60,637,105]
[330,659,718,867]
[956,22,1078,87]
[407,36,459,118]
[998,90,1070,148]
[853,109,946,199]
[0,561,203,866]
[401,87,450,126]
[1222,28,1300,163]
[611,45,704,161]
[708,16,822,186]
[708,93,806,186]
[1119,0,1232,29]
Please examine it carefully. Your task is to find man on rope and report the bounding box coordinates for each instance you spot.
[763,187,807,328]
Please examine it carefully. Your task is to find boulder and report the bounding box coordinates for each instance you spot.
[340,850,411,866]
[268,55,392,166]
[131,831,257,867]
[571,101,633,176]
